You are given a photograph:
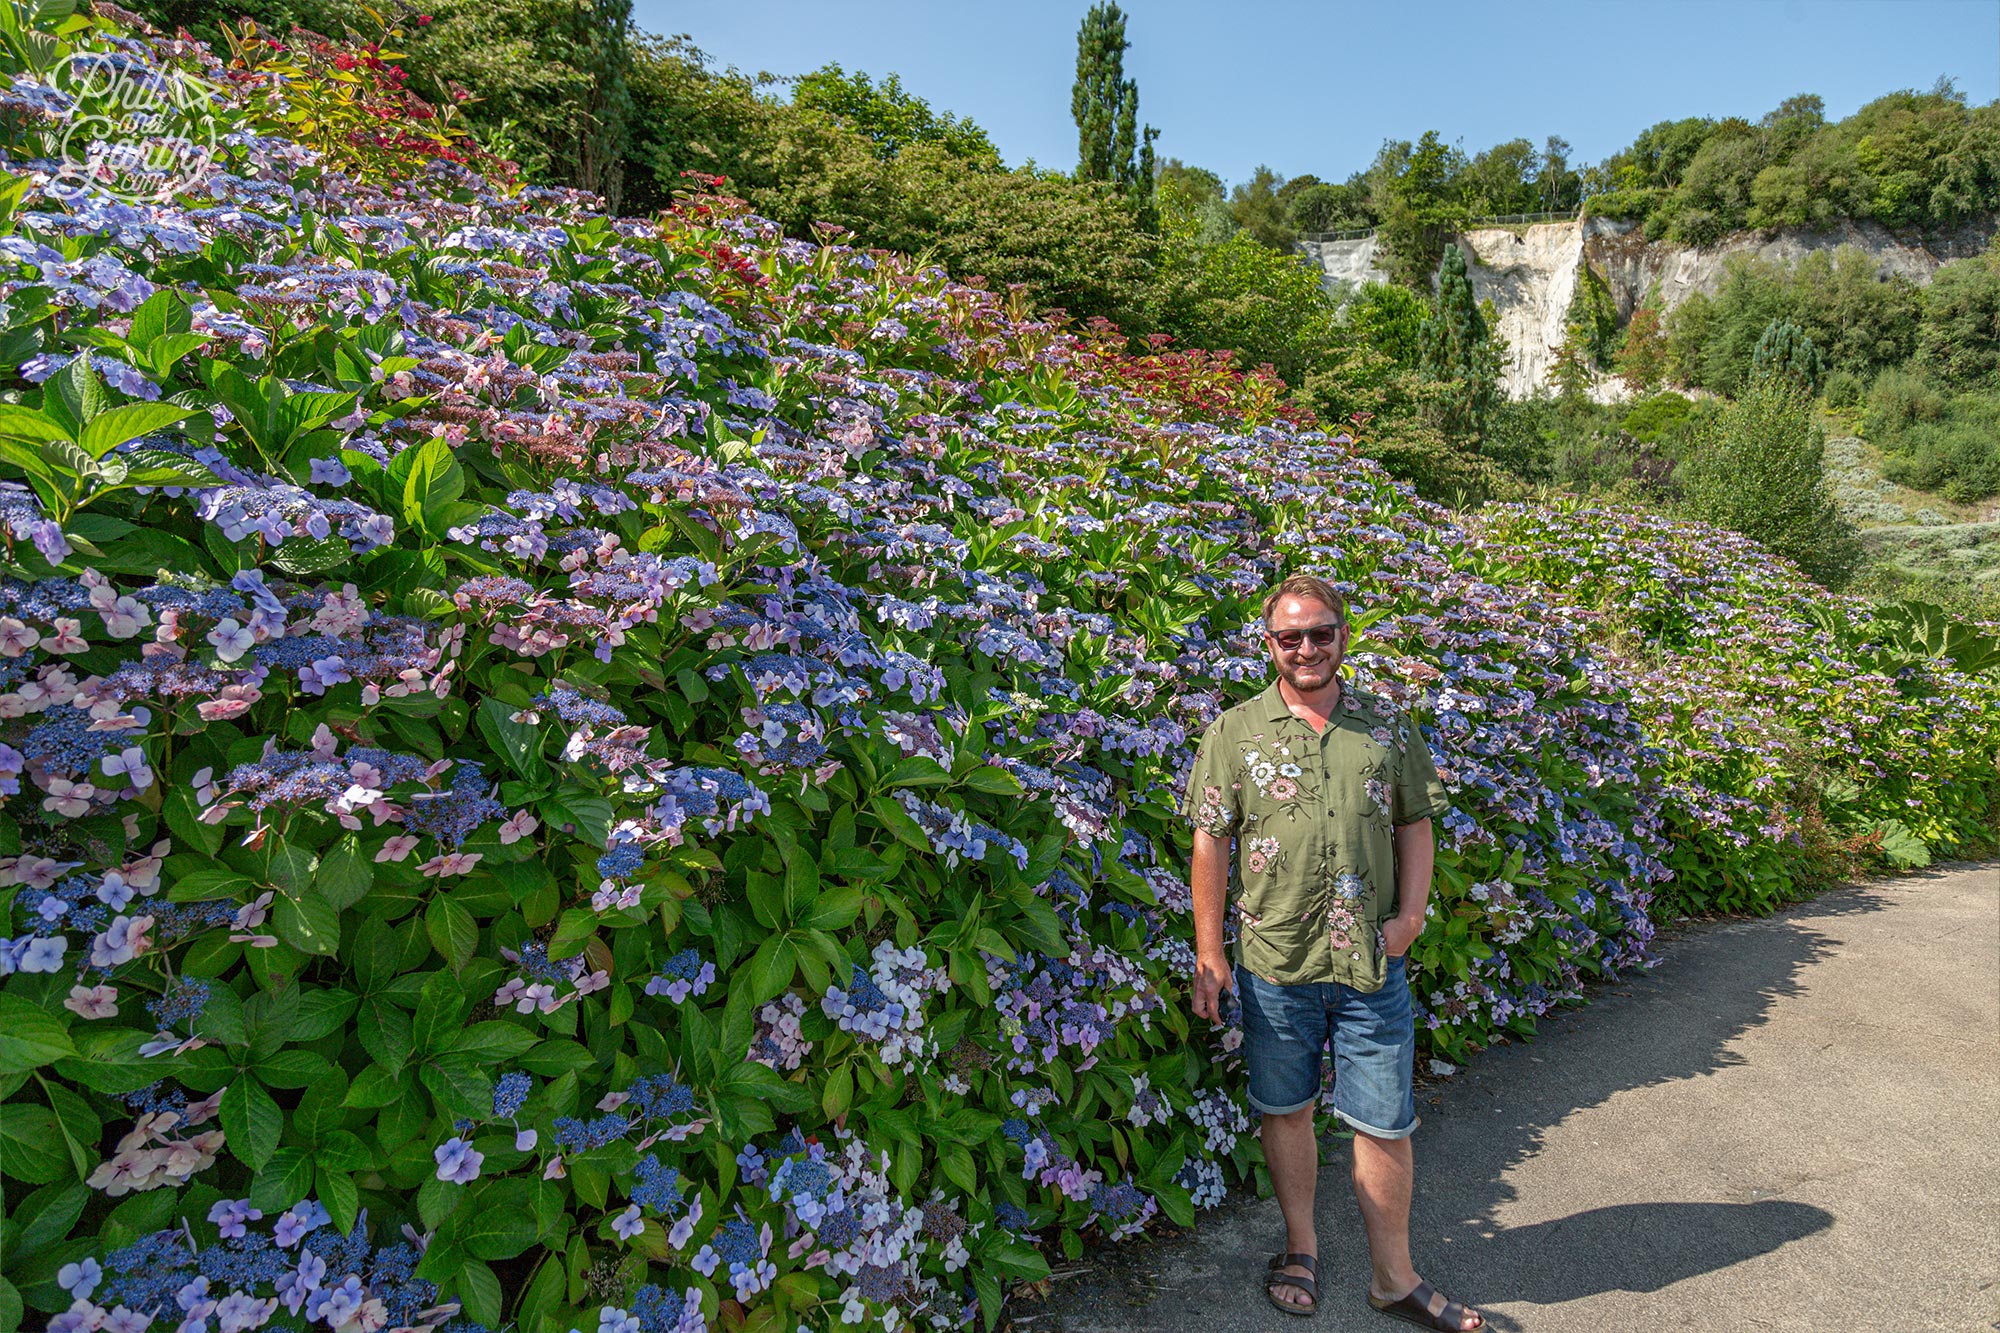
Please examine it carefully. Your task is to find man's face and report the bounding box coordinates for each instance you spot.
[1264,593,1347,694]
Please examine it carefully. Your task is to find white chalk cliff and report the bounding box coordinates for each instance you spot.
[1301,215,1998,399]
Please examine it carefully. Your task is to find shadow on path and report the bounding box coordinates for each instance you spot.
[1456,1202,1832,1329]
[1031,875,1927,1332]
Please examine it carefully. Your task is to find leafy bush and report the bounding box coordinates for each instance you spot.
[1679,381,1864,587]
[1876,396,2000,501]
[1481,399,1678,503]
[1864,366,1948,440]
[1142,227,1341,387]
[1865,369,2000,502]
[1475,503,2000,904]
[1822,369,1866,410]
[1565,264,1620,370]
[1619,392,1697,446]
[0,15,1994,1333]
[1342,283,1427,369]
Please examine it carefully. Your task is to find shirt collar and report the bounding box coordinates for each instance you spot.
[1255,678,1356,726]
[1253,681,1294,723]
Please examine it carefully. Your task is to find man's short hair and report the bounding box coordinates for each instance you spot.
[1261,574,1347,626]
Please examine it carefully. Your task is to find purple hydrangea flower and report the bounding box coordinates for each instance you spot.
[57,1257,101,1297]
[205,1198,262,1239]
[434,1136,484,1184]
[308,457,353,487]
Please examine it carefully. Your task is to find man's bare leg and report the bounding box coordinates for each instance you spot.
[1263,1105,1319,1309]
[1352,1131,1481,1329]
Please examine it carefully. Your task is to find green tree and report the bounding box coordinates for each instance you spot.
[1663,288,1715,388]
[1072,1,1156,222]
[1928,99,2000,225]
[1750,319,1826,395]
[1462,138,1539,216]
[1566,262,1620,367]
[392,0,636,207]
[1534,134,1581,213]
[1694,255,1799,392]
[1659,248,1922,396]
[1156,159,1233,244]
[790,64,999,164]
[621,32,776,213]
[1615,303,1669,393]
[888,149,1155,329]
[1787,247,1922,378]
[1287,177,1372,234]
[561,0,634,209]
[1145,228,1340,385]
[1917,236,2000,391]
[1376,131,1469,290]
[1416,243,1502,438]
[1582,83,2000,240]
[741,124,1153,329]
[1548,322,1595,401]
[1274,172,1322,215]
[1229,165,1298,251]
[1668,117,1763,243]
[1344,282,1428,367]
[1615,117,1717,190]
[1679,379,1862,587]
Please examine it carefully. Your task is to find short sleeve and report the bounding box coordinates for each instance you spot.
[1179,722,1241,839]
[1391,719,1450,826]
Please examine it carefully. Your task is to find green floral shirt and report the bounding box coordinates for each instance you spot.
[1180,680,1451,992]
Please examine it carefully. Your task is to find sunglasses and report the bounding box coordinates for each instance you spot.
[1265,623,1342,651]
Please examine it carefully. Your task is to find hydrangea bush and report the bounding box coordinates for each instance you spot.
[1,8,1996,1333]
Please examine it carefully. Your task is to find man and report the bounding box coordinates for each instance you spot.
[1183,574,1482,1330]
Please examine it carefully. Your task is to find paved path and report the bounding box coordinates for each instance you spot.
[1028,863,2000,1332]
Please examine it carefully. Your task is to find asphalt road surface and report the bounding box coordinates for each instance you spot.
[1026,862,2000,1333]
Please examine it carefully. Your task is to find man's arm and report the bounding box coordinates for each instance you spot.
[1190,827,1233,1021]
[1384,817,1434,957]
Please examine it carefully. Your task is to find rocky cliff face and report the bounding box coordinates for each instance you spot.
[1301,215,1998,399]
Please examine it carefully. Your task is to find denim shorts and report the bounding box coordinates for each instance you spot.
[1234,957,1419,1138]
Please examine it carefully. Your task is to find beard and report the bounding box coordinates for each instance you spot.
[1276,650,1341,694]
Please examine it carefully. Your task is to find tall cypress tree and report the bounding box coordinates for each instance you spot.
[1135,123,1158,231]
[1072,3,1156,222]
[1417,244,1503,438]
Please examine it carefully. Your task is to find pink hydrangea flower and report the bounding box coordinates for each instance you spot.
[64,984,119,1019]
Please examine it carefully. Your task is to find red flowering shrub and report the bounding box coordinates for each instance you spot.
[1070,321,1316,430]
[219,15,518,187]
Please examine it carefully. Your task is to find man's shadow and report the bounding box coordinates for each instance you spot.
[1040,876,1901,1329]
[1329,883,1886,1327]
[1438,1201,1831,1328]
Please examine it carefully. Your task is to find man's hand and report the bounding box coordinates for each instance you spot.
[1192,952,1233,1022]
[1382,913,1424,959]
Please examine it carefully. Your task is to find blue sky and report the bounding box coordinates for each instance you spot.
[642,0,2000,186]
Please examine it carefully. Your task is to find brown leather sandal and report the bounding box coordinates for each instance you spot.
[1369,1278,1482,1330]
[1265,1252,1319,1317]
